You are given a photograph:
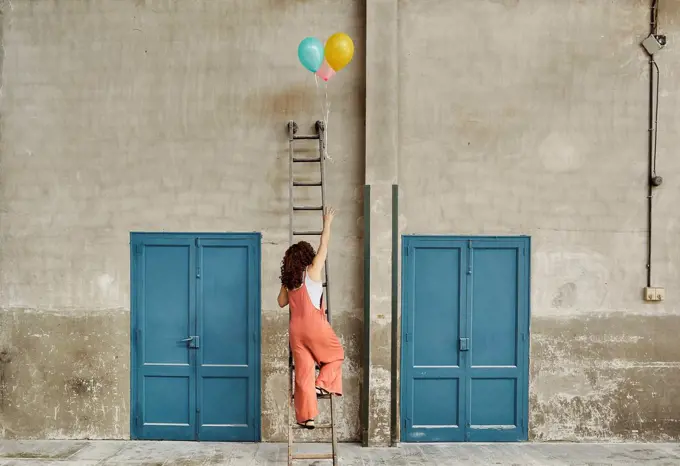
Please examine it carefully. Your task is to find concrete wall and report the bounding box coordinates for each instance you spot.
[398,0,680,441]
[0,0,365,441]
[2,0,679,445]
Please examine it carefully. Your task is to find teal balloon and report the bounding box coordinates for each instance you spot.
[297,37,324,73]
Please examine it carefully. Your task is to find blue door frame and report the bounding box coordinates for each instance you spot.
[130,232,261,442]
[400,235,530,442]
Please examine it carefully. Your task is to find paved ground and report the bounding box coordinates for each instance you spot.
[0,440,679,465]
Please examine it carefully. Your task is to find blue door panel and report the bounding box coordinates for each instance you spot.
[142,375,194,441]
[401,241,467,442]
[467,374,523,441]
[469,377,516,426]
[200,240,250,366]
[467,241,526,440]
[143,244,194,366]
[401,236,530,443]
[133,238,196,441]
[412,247,462,368]
[131,233,261,442]
[470,247,519,367]
[197,239,260,441]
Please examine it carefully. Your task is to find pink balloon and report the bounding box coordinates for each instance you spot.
[316,60,336,82]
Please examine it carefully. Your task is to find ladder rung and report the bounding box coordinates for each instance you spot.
[293,181,322,187]
[291,393,331,400]
[293,135,320,140]
[290,364,321,370]
[293,423,333,430]
[293,157,321,163]
[293,231,322,236]
[293,206,323,211]
[292,453,334,460]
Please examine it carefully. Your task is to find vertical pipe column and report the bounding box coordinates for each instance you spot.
[365,0,399,447]
[361,185,371,446]
[645,2,658,288]
[390,184,399,445]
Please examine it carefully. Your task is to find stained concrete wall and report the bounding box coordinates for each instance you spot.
[398,0,680,441]
[0,0,365,441]
[2,0,679,445]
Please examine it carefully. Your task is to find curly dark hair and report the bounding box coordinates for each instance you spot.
[280,241,316,290]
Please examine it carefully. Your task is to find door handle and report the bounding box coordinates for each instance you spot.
[459,338,470,351]
[180,336,200,348]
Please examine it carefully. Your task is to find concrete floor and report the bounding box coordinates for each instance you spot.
[0,441,679,465]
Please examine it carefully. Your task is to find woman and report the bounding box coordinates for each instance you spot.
[277,206,344,429]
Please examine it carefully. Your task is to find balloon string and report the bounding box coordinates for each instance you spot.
[314,74,331,162]
[323,81,331,162]
[314,74,325,135]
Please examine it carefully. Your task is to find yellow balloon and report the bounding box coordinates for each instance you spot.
[325,33,354,72]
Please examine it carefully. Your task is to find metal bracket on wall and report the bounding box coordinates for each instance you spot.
[459,338,470,351]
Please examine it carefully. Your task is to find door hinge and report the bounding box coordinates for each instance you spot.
[521,333,526,342]
[135,403,142,427]
[134,244,142,255]
[405,333,409,343]
[195,238,201,278]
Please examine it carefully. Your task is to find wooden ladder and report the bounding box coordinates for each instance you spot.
[286,120,338,465]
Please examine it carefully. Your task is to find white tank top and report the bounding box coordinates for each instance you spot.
[305,268,323,310]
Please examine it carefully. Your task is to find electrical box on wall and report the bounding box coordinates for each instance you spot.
[641,34,667,55]
[643,287,665,302]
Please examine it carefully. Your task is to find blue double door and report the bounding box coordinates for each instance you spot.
[130,233,261,441]
[401,236,530,442]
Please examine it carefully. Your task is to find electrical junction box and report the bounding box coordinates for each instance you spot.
[644,287,665,302]
[642,34,667,55]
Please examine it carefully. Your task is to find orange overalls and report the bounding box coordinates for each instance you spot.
[288,276,344,423]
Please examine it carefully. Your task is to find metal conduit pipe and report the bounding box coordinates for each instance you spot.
[643,0,665,288]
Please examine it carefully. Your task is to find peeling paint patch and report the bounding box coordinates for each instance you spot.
[530,315,680,441]
[368,366,391,446]
[0,308,129,439]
